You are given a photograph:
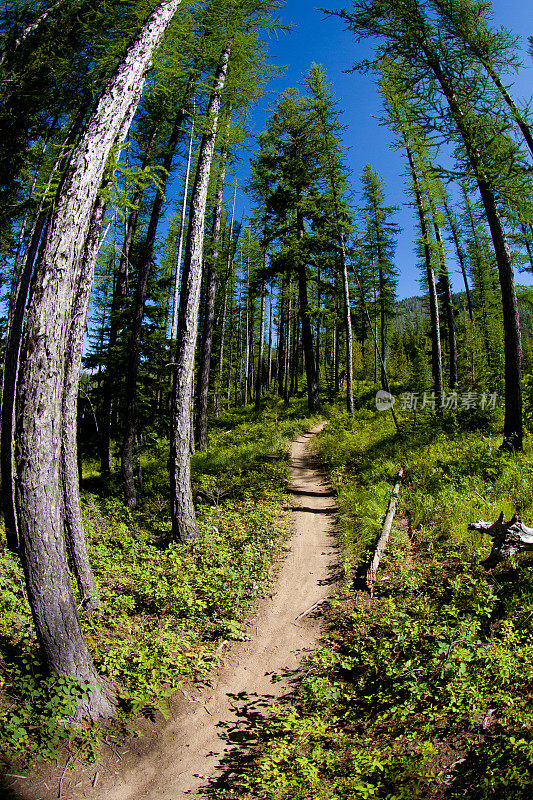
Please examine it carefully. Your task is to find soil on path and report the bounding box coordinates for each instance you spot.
[9,422,338,800]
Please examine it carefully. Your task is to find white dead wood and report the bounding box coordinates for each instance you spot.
[367,467,404,593]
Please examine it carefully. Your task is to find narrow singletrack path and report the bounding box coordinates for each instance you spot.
[18,422,337,800]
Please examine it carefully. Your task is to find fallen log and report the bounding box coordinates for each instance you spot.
[367,467,404,594]
[468,512,533,569]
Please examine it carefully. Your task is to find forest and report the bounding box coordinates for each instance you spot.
[1,0,533,798]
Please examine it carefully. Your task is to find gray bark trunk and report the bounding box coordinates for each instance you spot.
[196,143,228,448]
[170,45,230,542]
[10,0,182,719]
[62,197,107,614]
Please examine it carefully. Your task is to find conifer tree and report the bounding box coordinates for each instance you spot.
[333,0,524,448]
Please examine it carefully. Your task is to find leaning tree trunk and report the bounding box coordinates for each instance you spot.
[427,48,522,449]
[2,102,93,551]
[10,0,182,720]
[170,44,230,542]
[441,192,474,321]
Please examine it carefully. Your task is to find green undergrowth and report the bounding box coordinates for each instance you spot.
[232,402,533,800]
[0,399,320,770]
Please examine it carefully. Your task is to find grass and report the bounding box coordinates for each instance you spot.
[0,397,321,770]
[229,399,533,800]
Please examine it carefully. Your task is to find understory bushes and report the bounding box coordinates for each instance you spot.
[234,404,533,800]
[0,400,320,768]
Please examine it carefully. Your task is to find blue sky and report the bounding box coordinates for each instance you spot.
[233,0,533,300]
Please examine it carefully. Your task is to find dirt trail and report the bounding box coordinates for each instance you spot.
[14,422,337,800]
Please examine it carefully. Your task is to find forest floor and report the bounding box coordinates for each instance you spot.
[8,421,338,800]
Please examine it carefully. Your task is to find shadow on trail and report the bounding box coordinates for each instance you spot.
[0,772,28,800]
[196,667,304,798]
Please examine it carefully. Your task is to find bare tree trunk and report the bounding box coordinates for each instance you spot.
[11,0,183,719]
[433,220,458,389]
[441,191,474,321]
[214,183,236,414]
[267,281,273,389]
[2,104,91,551]
[339,238,354,415]
[170,44,230,542]
[62,198,107,614]
[196,142,228,449]
[277,283,285,397]
[283,294,291,404]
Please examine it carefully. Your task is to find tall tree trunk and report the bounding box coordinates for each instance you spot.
[214,183,236,415]
[170,44,230,542]
[122,88,192,508]
[10,0,182,719]
[2,103,92,551]
[339,237,354,415]
[426,47,522,448]
[296,209,320,411]
[99,124,158,478]
[277,283,285,397]
[406,144,443,398]
[170,109,195,341]
[283,293,291,404]
[433,219,458,389]
[62,197,107,614]
[441,191,474,321]
[267,281,273,388]
[196,142,228,449]
[255,273,266,411]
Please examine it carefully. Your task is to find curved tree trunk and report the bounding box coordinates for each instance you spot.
[10,0,182,720]
[170,44,230,542]
[421,46,522,448]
